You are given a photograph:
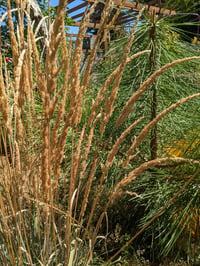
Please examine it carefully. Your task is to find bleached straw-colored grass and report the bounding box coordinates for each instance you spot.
[0,0,200,264]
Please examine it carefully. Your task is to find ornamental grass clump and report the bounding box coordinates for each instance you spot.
[0,0,200,264]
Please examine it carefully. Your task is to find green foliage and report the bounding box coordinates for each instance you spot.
[165,0,200,12]
[94,14,200,160]
[92,11,200,264]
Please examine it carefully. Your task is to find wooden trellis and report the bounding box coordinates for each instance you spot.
[68,0,175,27]
[67,0,175,51]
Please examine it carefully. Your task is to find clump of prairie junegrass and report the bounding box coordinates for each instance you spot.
[0,0,200,264]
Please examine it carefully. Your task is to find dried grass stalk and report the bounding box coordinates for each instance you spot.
[16,1,25,51]
[100,8,144,135]
[0,192,15,265]
[6,0,19,67]
[123,93,200,167]
[100,0,125,48]
[70,1,99,96]
[15,141,21,177]
[26,8,34,99]
[14,49,26,93]
[88,49,150,127]
[50,34,72,155]
[28,14,47,102]
[45,6,67,97]
[79,158,98,225]
[53,123,70,185]
[116,56,200,126]
[41,118,50,201]
[82,0,115,89]
[0,54,12,135]
[82,162,108,240]
[70,126,85,197]
[80,114,100,180]
[115,157,200,194]
[106,117,144,168]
